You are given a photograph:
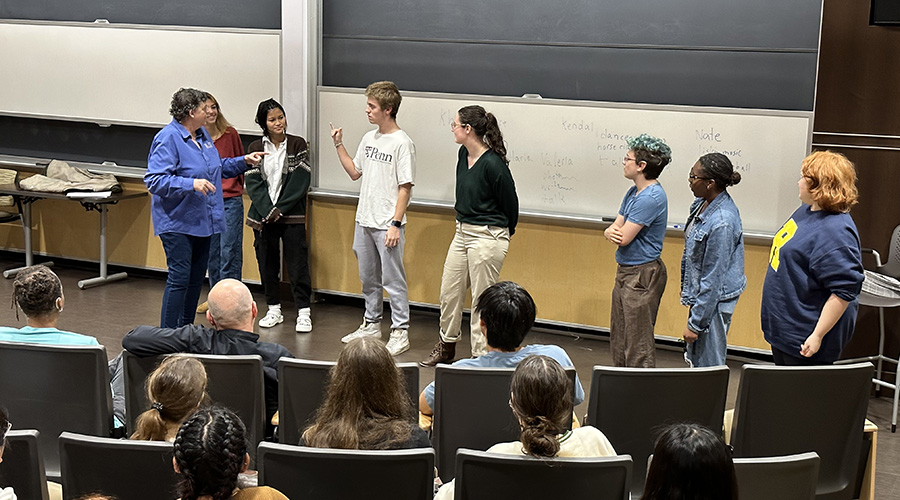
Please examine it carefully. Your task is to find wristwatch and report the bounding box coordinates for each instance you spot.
[390,220,402,228]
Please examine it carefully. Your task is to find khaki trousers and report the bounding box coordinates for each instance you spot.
[439,222,510,356]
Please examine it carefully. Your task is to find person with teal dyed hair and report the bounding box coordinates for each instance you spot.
[603,134,671,367]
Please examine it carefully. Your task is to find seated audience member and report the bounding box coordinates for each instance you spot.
[419,281,585,418]
[130,355,209,442]
[121,279,293,432]
[0,265,125,429]
[434,355,616,499]
[0,265,97,345]
[641,423,737,500]
[301,336,430,449]
[174,407,288,500]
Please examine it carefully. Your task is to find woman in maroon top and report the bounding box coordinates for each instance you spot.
[198,93,245,313]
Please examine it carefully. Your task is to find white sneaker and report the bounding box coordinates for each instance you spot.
[385,329,410,356]
[341,321,381,343]
[296,315,312,333]
[259,309,284,328]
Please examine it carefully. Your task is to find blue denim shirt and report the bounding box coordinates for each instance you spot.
[680,191,746,333]
[145,119,247,237]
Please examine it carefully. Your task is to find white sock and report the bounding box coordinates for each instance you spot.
[298,307,311,318]
[268,304,282,314]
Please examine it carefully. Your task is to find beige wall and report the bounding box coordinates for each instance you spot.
[310,197,771,352]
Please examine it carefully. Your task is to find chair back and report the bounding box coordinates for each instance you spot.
[123,351,266,463]
[257,442,434,500]
[0,342,112,479]
[277,358,419,445]
[880,224,900,278]
[734,452,820,500]
[730,363,873,500]
[0,430,49,500]
[58,431,177,500]
[432,365,576,482]
[455,448,632,500]
[584,365,729,496]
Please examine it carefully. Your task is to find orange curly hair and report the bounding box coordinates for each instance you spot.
[801,151,858,213]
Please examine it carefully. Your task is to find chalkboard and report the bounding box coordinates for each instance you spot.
[317,87,813,235]
[0,0,280,29]
[322,0,822,111]
[0,21,281,133]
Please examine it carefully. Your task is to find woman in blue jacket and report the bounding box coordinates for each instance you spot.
[145,88,265,328]
[680,153,746,367]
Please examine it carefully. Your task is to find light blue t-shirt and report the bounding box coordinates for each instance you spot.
[615,183,668,265]
[423,344,585,409]
[0,326,99,346]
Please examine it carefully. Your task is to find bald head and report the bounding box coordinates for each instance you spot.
[206,279,256,331]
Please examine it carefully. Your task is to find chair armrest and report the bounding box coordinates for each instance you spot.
[861,247,882,268]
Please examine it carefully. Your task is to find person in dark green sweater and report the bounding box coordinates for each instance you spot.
[245,99,313,333]
[421,105,519,367]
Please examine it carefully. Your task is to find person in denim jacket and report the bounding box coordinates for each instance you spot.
[680,153,746,367]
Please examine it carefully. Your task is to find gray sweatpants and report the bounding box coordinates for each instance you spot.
[352,223,410,330]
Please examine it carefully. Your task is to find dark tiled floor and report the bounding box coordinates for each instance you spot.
[1,259,898,499]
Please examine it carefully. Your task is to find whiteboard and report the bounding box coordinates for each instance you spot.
[317,87,813,235]
[0,21,281,133]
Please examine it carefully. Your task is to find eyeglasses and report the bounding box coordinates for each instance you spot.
[3,421,10,434]
[688,174,711,181]
[623,156,636,163]
[450,121,469,130]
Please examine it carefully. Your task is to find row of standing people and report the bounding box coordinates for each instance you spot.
[144,81,865,369]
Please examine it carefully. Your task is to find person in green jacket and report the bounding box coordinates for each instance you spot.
[245,99,313,333]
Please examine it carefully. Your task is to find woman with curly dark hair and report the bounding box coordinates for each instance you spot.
[301,336,429,449]
[173,407,287,500]
[145,88,266,329]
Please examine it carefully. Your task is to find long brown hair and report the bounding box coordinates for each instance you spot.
[131,355,209,441]
[510,355,573,457]
[301,337,413,449]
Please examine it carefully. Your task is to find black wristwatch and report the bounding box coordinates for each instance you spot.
[390,220,402,228]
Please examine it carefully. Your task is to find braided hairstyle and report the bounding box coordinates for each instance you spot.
[131,355,209,441]
[173,407,249,500]
[509,355,573,458]
[458,105,508,164]
[627,134,672,180]
[697,153,741,190]
[12,265,62,320]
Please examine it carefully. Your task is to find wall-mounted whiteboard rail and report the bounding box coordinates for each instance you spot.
[0,20,281,133]
[317,87,813,235]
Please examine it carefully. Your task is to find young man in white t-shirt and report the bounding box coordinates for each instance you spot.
[330,81,416,355]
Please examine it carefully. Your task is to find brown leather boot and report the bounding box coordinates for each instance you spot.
[419,341,456,367]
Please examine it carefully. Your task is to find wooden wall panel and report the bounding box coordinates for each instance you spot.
[309,197,772,352]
